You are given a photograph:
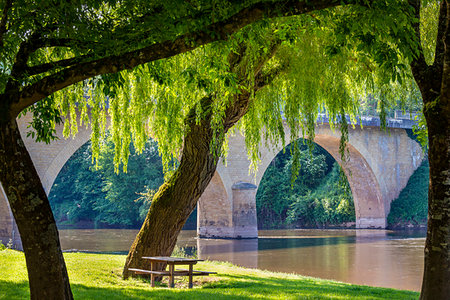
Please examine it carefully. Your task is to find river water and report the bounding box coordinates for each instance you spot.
[58,229,425,291]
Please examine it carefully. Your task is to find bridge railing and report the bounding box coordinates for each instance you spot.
[316,113,418,129]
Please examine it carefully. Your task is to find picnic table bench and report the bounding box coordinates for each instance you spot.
[128,256,216,288]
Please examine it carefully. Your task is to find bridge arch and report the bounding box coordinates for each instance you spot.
[256,134,384,229]
[197,122,423,237]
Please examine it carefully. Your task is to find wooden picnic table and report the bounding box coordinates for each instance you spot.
[128,256,215,288]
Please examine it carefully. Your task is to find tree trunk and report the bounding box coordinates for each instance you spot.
[419,1,450,296]
[123,85,264,278]
[420,99,450,300]
[0,119,73,299]
[409,1,450,299]
[122,96,222,278]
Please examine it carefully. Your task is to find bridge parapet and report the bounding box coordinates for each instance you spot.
[316,114,418,129]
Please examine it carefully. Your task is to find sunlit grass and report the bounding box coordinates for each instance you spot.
[0,250,418,299]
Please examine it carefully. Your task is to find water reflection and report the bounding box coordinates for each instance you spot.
[58,229,425,291]
[197,238,258,268]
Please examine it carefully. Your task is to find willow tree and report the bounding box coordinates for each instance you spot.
[117,0,420,280]
[408,1,449,298]
[0,1,365,298]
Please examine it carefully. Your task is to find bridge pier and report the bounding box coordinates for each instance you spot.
[230,182,258,239]
[356,218,387,229]
[197,176,258,239]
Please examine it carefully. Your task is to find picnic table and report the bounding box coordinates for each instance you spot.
[128,256,216,288]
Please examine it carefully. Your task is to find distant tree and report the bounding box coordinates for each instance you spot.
[257,143,353,229]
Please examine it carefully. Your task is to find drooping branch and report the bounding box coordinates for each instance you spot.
[0,0,12,46]
[10,0,352,118]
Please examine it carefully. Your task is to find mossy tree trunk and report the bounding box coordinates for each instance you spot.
[410,1,450,298]
[0,119,73,299]
[122,88,260,277]
[123,40,281,277]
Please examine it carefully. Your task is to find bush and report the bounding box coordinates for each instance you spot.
[387,159,429,227]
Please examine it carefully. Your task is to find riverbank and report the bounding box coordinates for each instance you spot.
[0,250,418,299]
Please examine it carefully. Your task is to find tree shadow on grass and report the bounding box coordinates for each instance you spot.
[202,274,419,300]
[0,279,29,299]
[71,283,254,300]
[0,274,419,300]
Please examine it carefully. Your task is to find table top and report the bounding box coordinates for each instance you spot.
[142,256,204,264]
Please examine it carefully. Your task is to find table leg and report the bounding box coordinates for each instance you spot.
[188,264,193,288]
[169,264,175,288]
[151,262,155,287]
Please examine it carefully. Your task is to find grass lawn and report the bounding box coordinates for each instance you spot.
[0,249,418,299]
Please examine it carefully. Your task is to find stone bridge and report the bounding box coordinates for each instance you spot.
[0,112,423,248]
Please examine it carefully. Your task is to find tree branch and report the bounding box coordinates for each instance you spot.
[0,0,12,46]
[433,0,448,70]
[10,0,354,118]
[440,0,450,109]
[409,0,429,82]
[24,54,93,76]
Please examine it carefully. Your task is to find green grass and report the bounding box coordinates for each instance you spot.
[0,250,418,299]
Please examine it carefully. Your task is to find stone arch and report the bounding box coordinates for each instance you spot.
[0,113,97,249]
[256,133,384,228]
[313,134,384,227]
[256,124,387,228]
[17,113,94,195]
[254,123,422,229]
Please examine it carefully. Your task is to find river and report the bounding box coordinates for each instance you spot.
[58,228,425,291]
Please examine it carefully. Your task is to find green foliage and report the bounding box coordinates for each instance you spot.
[256,141,354,229]
[387,159,429,227]
[19,96,62,144]
[286,164,355,227]
[49,137,164,228]
[1,0,439,182]
[412,111,429,151]
[18,3,430,181]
